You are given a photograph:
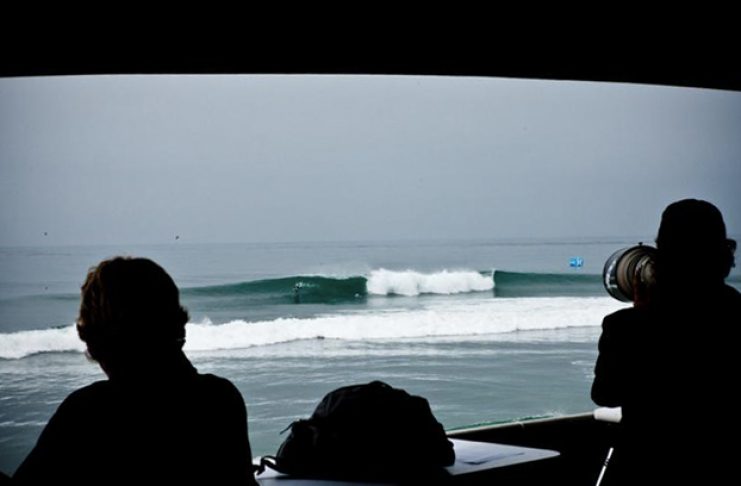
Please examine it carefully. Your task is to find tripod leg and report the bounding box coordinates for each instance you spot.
[595,447,614,486]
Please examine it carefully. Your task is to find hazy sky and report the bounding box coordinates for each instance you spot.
[1,75,740,246]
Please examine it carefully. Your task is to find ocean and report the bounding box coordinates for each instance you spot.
[1,238,739,474]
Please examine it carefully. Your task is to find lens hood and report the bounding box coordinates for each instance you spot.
[603,244,657,302]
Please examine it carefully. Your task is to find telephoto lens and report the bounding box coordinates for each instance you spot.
[603,245,657,302]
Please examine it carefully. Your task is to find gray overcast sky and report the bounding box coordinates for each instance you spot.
[1,75,740,246]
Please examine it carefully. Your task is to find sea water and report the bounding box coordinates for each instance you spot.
[2,238,739,474]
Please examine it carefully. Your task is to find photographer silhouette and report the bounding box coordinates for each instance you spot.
[592,199,739,484]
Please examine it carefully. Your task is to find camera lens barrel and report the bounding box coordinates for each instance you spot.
[603,245,657,302]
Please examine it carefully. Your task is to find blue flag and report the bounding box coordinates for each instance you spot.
[569,257,584,268]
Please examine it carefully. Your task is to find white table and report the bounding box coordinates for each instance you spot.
[255,438,559,485]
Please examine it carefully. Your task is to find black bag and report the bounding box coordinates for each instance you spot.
[260,381,455,481]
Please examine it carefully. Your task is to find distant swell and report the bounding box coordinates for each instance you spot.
[181,269,496,305]
[181,269,600,303]
[0,297,623,359]
[4,270,606,312]
[182,275,368,305]
[492,271,603,297]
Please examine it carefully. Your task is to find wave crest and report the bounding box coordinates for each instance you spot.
[367,269,493,296]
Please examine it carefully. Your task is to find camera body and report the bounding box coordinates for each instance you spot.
[603,244,657,302]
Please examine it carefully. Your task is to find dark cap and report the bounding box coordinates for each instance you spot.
[656,199,727,250]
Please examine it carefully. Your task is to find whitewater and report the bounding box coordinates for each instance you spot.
[0,267,620,359]
[0,295,621,359]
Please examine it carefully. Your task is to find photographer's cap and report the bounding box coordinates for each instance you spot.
[656,199,727,250]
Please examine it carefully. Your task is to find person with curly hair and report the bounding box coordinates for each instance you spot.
[14,257,257,485]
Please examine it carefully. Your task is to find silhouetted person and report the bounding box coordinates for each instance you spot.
[14,257,258,485]
[592,199,739,484]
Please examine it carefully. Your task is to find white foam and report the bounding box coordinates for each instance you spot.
[366,269,494,296]
[0,325,84,359]
[184,297,621,351]
[0,297,626,359]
